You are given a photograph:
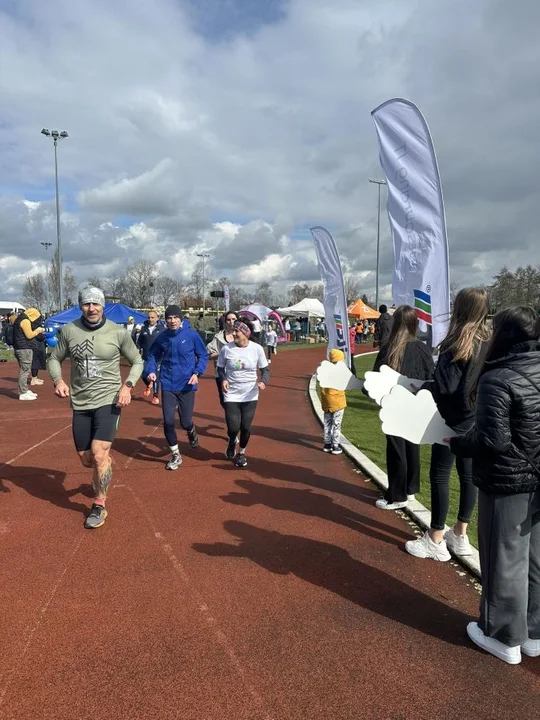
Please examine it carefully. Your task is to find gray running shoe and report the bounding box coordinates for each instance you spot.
[187,427,199,448]
[165,452,182,470]
[84,504,108,529]
[234,453,248,468]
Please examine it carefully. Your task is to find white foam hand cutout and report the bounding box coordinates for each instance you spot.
[363,364,425,406]
[316,360,363,391]
[379,385,457,445]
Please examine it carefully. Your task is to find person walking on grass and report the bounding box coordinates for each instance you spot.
[372,305,434,510]
[145,304,208,471]
[48,287,144,529]
[137,310,165,405]
[12,308,45,400]
[206,311,237,406]
[321,349,346,455]
[217,319,269,467]
[406,288,490,562]
[449,306,540,665]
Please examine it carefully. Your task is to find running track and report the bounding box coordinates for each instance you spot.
[0,346,538,720]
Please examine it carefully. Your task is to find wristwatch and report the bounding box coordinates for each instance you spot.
[124,381,134,388]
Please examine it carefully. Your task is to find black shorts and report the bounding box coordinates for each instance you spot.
[72,404,121,452]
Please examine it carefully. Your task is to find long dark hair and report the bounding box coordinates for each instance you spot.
[440,287,490,362]
[386,305,418,371]
[484,306,540,363]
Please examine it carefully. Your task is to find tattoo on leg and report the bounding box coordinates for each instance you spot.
[97,461,113,497]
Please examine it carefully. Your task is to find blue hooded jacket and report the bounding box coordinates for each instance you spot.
[145,326,208,392]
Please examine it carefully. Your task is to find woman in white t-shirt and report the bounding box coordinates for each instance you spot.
[217,319,269,467]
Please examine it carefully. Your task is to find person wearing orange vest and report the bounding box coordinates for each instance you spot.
[320,349,347,455]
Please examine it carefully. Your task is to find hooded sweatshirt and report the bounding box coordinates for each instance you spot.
[13,308,43,350]
[320,349,347,413]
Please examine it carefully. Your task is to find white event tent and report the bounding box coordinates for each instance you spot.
[274,298,325,318]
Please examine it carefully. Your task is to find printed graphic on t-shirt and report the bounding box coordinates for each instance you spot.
[217,341,268,403]
[71,339,102,378]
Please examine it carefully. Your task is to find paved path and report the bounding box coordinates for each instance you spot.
[1,347,539,719]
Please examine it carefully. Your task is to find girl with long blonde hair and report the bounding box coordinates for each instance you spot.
[406,287,490,561]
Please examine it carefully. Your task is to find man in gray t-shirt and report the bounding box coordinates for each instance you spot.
[48,287,143,530]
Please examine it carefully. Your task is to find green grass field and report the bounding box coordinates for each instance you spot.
[340,353,478,545]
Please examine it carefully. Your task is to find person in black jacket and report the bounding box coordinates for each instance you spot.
[406,288,490,562]
[136,310,165,405]
[450,306,540,665]
[373,305,434,509]
[373,304,394,349]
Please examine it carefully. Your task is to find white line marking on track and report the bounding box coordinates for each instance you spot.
[0,535,84,707]
[128,498,274,720]
[0,423,71,469]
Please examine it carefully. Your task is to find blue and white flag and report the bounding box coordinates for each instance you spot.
[310,226,351,368]
[371,98,450,348]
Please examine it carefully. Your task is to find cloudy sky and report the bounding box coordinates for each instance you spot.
[0,0,538,303]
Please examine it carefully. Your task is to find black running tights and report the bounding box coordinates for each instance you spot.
[224,401,258,449]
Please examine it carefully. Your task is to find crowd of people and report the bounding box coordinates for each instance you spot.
[4,285,540,666]
[364,288,540,665]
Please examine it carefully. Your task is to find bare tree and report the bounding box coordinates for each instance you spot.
[190,261,205,306]
[63,266,78,307]
[103,274,125,301]
[256,281,273,307]
[86,275,104,289]
[121,261,159,307]
[22,274,47,311]
[155,276,181,307]
[343,274,361,305]
[289,283,311,304]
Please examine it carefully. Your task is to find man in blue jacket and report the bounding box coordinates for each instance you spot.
[145,304,208,470]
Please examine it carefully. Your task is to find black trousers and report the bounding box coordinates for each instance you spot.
[162,390,195,447]
[385,435,420,503]
[224,401,258,449]
[215,378,225,407]
[429,442,477,530]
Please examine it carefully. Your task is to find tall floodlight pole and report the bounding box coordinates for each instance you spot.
[196,251,210,319]
[369,178,387,309]
[40,241,53,313]
[41,128,69,309]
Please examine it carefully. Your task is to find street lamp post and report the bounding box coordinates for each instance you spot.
[41,128,69,310]
[196,252,210,319]
[369,178,387,309]
[40,241,53,313]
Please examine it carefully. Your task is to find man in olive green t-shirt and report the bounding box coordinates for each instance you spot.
[48,287,143,529]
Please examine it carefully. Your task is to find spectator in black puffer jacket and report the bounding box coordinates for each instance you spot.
[405,288,491,563]
[450,306,540,665]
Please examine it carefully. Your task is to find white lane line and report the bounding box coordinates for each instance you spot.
[0,535,84,707]
[0,423,71,470]
[128,489,274,720]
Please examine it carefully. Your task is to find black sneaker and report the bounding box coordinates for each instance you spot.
[165,452,182,470]
[323,443,332,453]
[84,503,108,529]
[234,453,248,468]
[187,427,199,448]
[225,441,236,460]
[331,445,343,455]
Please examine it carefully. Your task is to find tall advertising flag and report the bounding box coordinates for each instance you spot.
[371,98,450,349]
[310,226,351,368]
[223,284,230,312]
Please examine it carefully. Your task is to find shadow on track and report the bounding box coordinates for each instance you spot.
[0,465,90,514]
[219,478,411,545]
[193,520,472,647]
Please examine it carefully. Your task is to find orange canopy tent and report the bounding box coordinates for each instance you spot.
[347,300,380,319]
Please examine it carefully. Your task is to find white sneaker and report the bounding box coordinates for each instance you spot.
[375,498,408,510]
[19,391,37,401]
[444,528,473,556]
[522,638,540,657]
[407,494,416,502]
[467,622,521,664]
[405,531,451,561]
[30,378,44,385]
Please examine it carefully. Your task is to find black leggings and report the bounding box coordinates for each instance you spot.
[385,435,420,503]
[162,390,195,447]
[224,401,258,449]
[429,442,477,530]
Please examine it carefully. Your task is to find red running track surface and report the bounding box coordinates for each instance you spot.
[0,346,539,719]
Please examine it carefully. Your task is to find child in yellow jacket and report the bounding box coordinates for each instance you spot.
[320,349,347,454]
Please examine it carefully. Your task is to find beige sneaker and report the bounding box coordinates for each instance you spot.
[30,378,44,385]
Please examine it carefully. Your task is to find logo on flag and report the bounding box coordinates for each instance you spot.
[334,314,343,330]
[414,289,432,324]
